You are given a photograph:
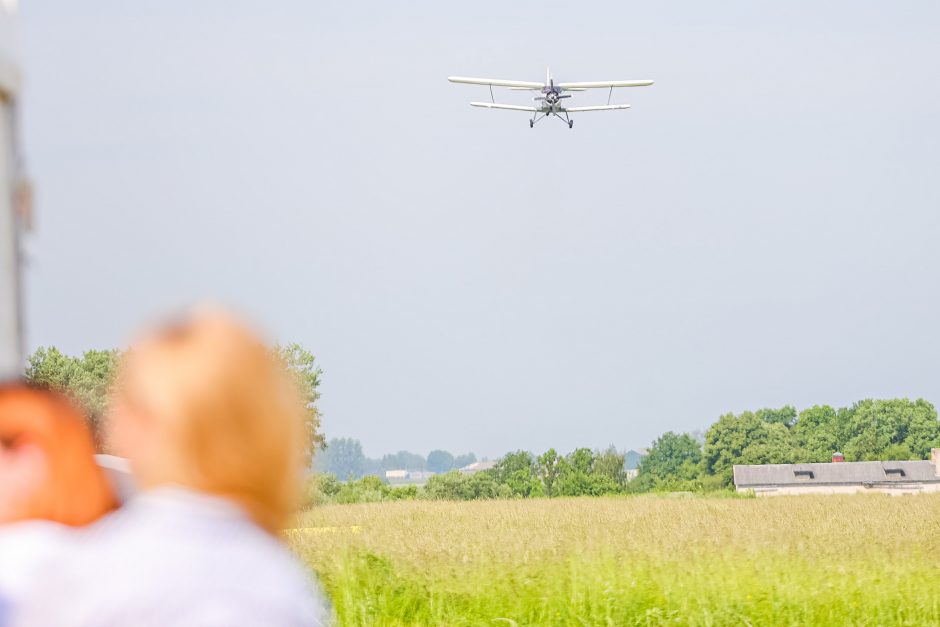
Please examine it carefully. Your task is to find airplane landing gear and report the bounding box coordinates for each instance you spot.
[568,120,574,128]
[529,119,534,128]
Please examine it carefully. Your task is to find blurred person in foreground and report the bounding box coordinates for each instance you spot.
[0,383,116,525]
[10,309,329,626]
[0,384,117,623]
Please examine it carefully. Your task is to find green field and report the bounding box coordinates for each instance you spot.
[289,495,940,626]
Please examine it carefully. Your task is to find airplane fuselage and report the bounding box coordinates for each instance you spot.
[537,81,569,112]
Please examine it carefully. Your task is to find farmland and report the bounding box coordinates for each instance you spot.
[290,494,940,626]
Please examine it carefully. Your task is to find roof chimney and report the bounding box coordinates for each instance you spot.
[931,449,940,476]
[832,452,844,463]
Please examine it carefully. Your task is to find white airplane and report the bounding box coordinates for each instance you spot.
[448,68,653,128]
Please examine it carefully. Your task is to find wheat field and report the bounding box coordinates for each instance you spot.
[289,494,940,626]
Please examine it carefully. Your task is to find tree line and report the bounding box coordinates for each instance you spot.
[23,347,939,501]
[308,446,636,505]
[311,398,940,504]
[635,399,940,492]
[314,437,477,478]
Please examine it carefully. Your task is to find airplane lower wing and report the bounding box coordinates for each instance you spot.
[557,80,654,89]
[470,102,539,112]
[564,104,632,112]
[449,76,544,89]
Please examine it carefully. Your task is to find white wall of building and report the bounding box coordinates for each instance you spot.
[741,483,940,497]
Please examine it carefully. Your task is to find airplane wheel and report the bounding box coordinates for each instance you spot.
[568,120,574,128]
[529,120,534,128]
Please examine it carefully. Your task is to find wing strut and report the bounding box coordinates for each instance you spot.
[490,84,495,104]
[607,86,613,105]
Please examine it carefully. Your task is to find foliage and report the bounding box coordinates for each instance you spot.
[636,399,940,492]
[311,445,637,505]
[369,451,428,475]
[304,473,419,506]
[317,438,366,480]
[701,408,797,487]
[273,343,325,458]
[314,437,480,481]
[593,445,627,488]
[554,448,622,496]
[492,451,542,497]
[292,495,940,626]
[453,452,476,469]
[755,405,798,426]
[536,448,561,497]
[24,343,940,499]
[24,346,119,441]
[790,405,849,462]
[843,398,940,461]
[425,450,455,474]
[423,471,508,500]
[639,431,701,484]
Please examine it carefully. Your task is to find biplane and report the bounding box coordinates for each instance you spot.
[448,68,653,128]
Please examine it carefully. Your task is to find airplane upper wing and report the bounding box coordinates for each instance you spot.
[470,102,539,112]
[563,104,632,112]
[449,76,544,89]
[557,80,654,89]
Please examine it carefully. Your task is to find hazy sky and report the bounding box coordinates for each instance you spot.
[17,1,940,458]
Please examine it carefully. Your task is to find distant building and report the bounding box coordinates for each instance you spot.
[624,449,648,471]
[385,469,436,485]
[459,460,496,474]
[734,449,940,496]
[624,468,639,481]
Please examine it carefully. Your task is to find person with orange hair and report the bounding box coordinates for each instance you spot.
[0,383,117,627]
[8,308,328,626]
[0,383,117,526]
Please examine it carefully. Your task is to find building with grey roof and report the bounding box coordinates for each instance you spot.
[734,449,940,496]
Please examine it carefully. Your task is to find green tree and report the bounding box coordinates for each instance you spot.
[317,437,366,480]
[536,448,561,497]
[426,450,456,474]
[791,405,850,462]
[593,446,627,489]
[424,470,504,500]
[25,346,119,441]
[843,398,939,461]
[639,432,701,483]
[273,343,325,459]
[701,408,797,487]
[737,421,794,465]
[555,448,593,496]
[755,406,797,427]
[380,451,426,472]
[902,400,940,457]
[453,453,477,469]
[492,451,542,497]
[554,448,620,496]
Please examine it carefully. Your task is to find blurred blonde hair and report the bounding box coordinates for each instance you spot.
[0,383,117,526]
[110,309,306,533]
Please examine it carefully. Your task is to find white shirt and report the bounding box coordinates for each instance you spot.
[0,521,70,626]
[1,487,330,627]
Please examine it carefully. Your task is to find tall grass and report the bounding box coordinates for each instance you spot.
[290,495,940,626]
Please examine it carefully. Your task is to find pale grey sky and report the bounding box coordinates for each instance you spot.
[18,1,940,458]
